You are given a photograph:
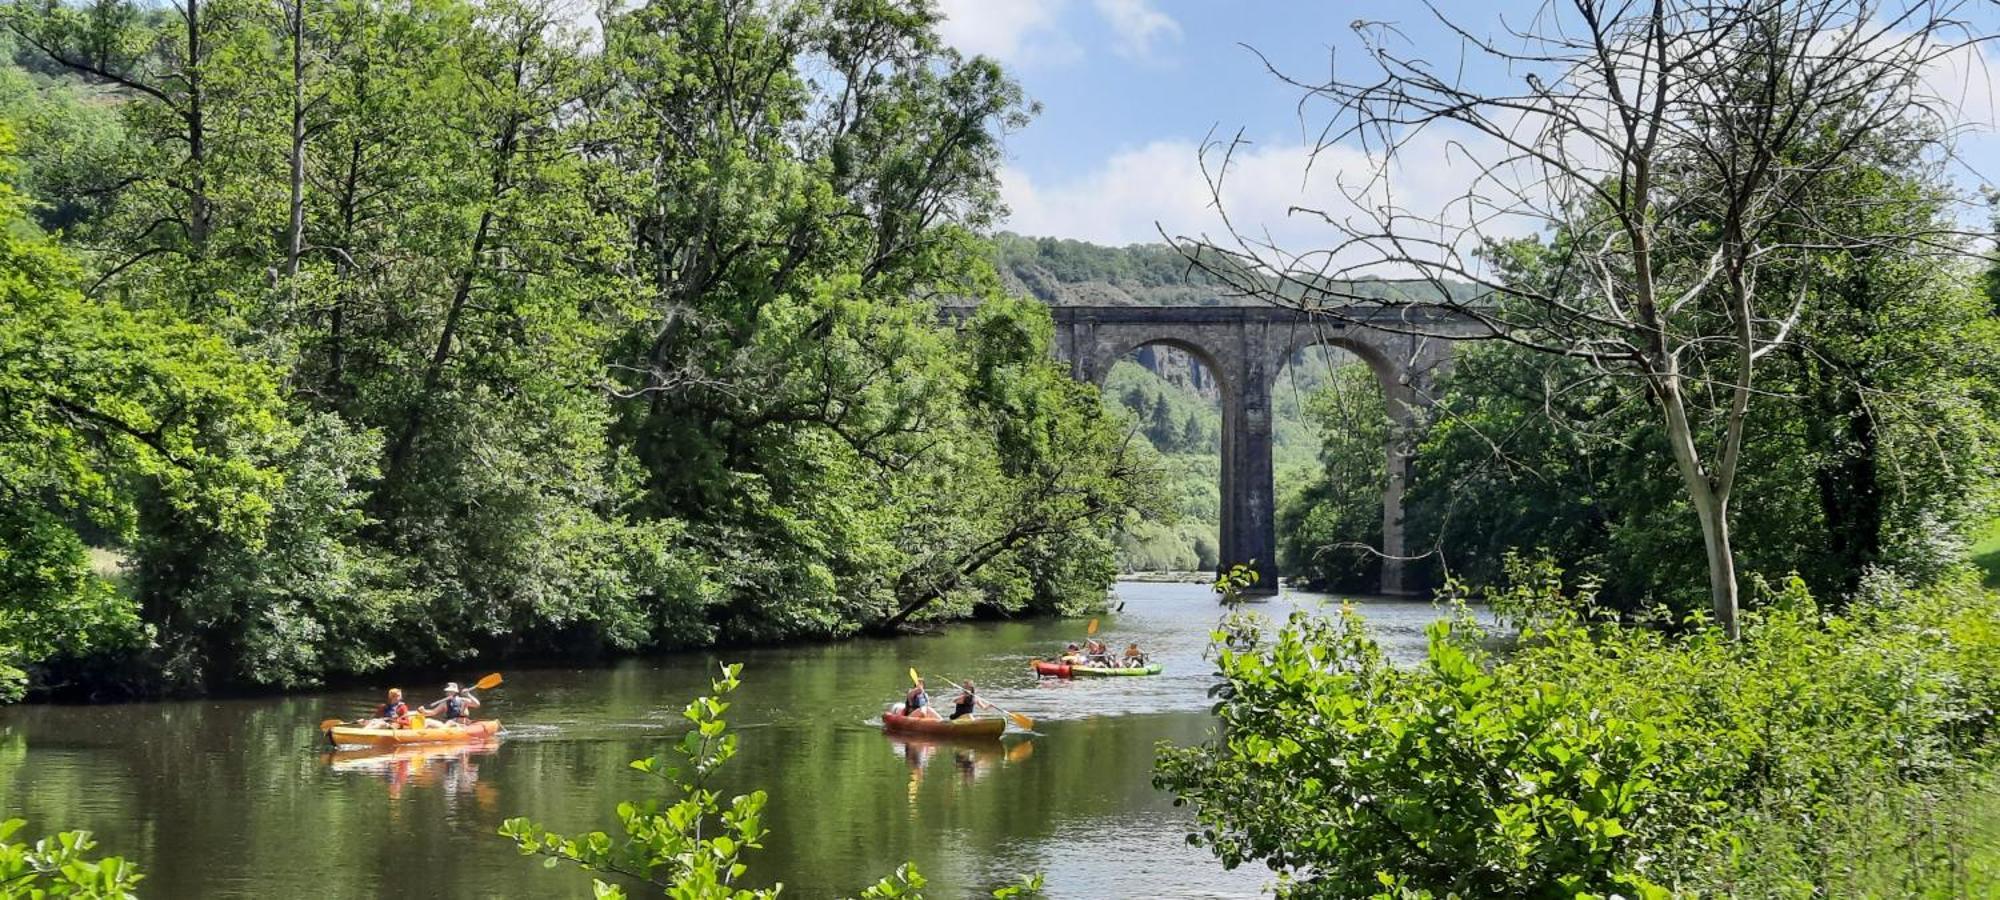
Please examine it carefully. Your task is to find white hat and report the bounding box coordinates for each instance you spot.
[444,682,461,693]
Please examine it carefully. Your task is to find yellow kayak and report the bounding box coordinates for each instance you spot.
[324,719,502,748]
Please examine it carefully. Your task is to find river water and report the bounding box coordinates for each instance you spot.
[0,582,1473,899]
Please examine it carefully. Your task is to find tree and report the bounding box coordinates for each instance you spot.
[0,117,283,695]
[1178,0,1979,637]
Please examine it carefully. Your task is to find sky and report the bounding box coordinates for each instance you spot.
[937,0,2000,251]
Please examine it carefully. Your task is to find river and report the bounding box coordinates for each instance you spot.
[0,582,1475,898]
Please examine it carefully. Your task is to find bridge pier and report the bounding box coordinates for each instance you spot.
[1222,362,1279,595]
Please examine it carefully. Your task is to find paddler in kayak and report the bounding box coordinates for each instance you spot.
[364,688,412,729]
[1122,643,1149,667]
[948,680,980,720]
[891,677,941,720]
[1058,643,1087,665]
[421,682,481,728]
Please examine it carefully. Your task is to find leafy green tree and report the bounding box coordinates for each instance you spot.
[2,0,1149,698]
[0,117,283,695]
[1276,363,1386,592]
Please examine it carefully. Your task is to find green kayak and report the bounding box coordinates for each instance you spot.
[1070,663,1162,677]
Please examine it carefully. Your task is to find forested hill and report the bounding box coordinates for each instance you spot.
[988,232,1475,307]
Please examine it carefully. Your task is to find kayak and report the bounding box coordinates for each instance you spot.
[1032,660,1162,677]
[325,719,502,747]
[881,713,1005,738]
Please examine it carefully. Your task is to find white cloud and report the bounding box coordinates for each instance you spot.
[1092,0,1182,59]
[934,0,1183,66]
[1000,129,1540,279]
[934,0,1077,67]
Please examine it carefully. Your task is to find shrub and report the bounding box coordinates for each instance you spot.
[1156,560,2000,898]
[0,819,142,898]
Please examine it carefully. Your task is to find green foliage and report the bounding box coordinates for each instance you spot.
[0,818,142,899]
[1158,560,2000,898]
[1210,562,1259,606]
[503,664,1042,900]
[0,114,282,696]
[0,0,1150,698]
[1276,363,1387,592]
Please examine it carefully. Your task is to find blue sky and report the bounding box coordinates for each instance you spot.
[938,0,2000,248]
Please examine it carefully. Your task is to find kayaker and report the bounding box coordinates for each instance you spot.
[902,678,940,720]
[1123,643,1148,667]
[365,688,411,729]
[1059,643,1087,665]
[1085,638,1111,666]
[949,680,979,720]
[422,682,481,727]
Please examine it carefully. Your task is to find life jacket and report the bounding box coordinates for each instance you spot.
[441,695,470,721]
[905,688,928,710]
[379,701,408,720]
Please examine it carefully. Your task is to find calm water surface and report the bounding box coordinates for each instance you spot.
[0,583,1478,898]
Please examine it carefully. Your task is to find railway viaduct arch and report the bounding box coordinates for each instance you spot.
[1045,304,1482,596]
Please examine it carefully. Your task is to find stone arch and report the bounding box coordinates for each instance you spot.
[1033,304,1477,596]
[1087,333,1234,397]
[1268,325,1436,597]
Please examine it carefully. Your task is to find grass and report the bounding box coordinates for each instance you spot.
[1973,517,2000,588]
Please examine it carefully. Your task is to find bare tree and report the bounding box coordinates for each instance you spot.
[1176,0,1984,638]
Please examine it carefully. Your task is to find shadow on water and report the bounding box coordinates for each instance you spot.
[0,582,1485,898]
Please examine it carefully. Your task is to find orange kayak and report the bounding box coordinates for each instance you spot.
[325,719,502,747]
[881,713,1004,738]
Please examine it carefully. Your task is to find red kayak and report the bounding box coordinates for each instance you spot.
[881,712,1005,738]
[1032,659,1071,678]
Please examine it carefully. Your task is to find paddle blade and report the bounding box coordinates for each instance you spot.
[1008,710,1035,731]
[318,719,344,731]
[473,672,503,691]
[1086,618,1099,636]
[908,667,921,686]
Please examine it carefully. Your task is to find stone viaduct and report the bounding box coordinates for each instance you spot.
[1045,304,1483,596]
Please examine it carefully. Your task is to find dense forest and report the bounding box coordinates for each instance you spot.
[0,0,1161,702]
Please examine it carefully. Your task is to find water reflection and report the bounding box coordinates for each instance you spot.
[0,582,1478,898]
[323,741,499,806]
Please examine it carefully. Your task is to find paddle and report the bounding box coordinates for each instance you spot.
[936,672,1035,731]
[909,667,1033,731]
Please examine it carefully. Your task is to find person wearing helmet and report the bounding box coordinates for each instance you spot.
[422,682,481,728]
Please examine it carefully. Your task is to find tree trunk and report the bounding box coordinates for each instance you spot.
[1657,376,1741,639]
[283,1,307,300]
[185,0,209,255]
[1692,485,1740,640]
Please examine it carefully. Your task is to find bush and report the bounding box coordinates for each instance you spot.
[1156,560,2000,898]
[0,819,142,898]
